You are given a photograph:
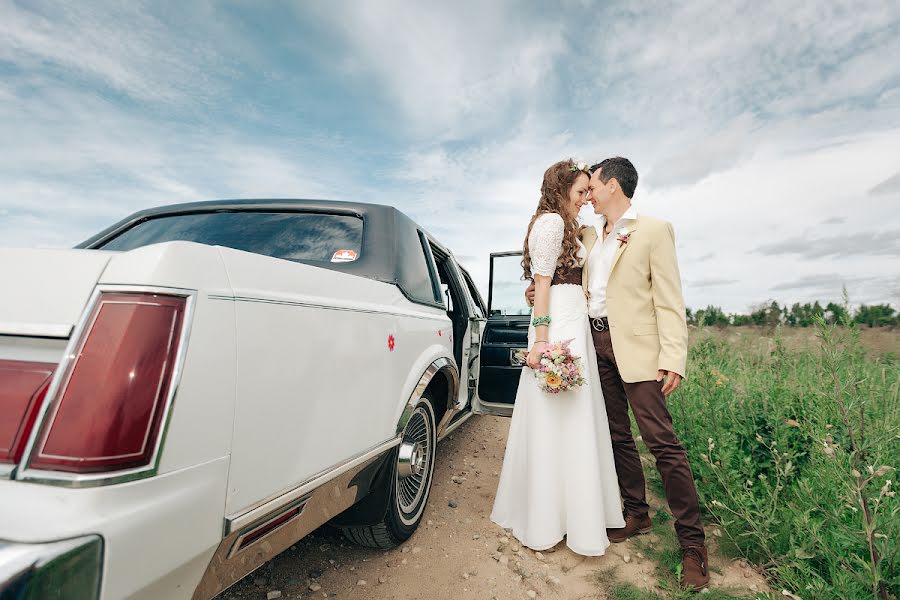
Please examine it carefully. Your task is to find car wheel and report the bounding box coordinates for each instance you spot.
[341,392,437,548]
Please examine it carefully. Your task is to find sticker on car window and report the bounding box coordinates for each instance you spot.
[331,249,358,263]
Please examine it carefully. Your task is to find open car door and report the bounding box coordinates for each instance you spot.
[472,251,529,417]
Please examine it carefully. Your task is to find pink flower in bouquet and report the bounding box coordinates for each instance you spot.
[522,338,586,394]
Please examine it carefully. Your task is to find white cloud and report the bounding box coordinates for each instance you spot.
[303,1,569,139]
[0,2,227,104]
[870,171,900,195]
[370,1,900,311]
[0,75,351,249]
[2,0,899,316]
[417,123,900,313]
[640,127,900,311]
[578,0,900,126]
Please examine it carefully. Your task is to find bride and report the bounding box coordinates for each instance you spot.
[490,159,625,556]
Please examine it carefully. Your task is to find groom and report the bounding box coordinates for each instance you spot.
[527,157,708,591]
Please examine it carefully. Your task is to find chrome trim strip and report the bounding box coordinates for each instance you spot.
[397,358,459,437]
[435,406,459,441]
[0,322,73,339]
[16,284,197,488]
[194,445,395,600]
[225,437,402,533]
[227,495,311,559]
[509,347,527,366]
[208,293,447,322]
[438,408,474,441]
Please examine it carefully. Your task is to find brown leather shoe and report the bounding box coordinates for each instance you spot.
[607,513,652,543]
[681,545,710,591]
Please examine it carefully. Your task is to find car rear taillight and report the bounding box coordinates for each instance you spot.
[0,360,54,464]
[28,292,187,474]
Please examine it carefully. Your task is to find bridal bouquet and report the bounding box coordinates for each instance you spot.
[515,339,586,394]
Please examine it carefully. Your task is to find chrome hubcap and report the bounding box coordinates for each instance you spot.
[398,441,425,479]
[396,406,432,517]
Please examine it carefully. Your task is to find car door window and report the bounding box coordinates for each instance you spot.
[418,231,444,305]
[461,269,486,319]
[488,253,530,316]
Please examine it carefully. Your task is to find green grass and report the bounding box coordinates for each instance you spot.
[625,510,750,599]
[609,583,665,600]
[591,565,618,587]
[607,580,751,600]
[631,510,677,579]
[673,321,899,599]
[608,583,762,600]
[592,505,751,598]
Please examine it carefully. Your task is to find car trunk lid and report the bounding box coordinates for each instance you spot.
[0,248,114,339]
[0,248,113,473]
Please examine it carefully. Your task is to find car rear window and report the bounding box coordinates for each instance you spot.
[97,211,363,263]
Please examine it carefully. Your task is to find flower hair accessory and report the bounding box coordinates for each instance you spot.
[569,161,589,173]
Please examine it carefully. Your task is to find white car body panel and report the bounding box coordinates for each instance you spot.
[0,458,228,600]
[217,246,451,516]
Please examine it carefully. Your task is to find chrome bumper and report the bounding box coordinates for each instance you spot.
[0,535,102,599]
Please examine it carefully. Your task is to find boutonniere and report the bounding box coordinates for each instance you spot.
[616,226,631,247]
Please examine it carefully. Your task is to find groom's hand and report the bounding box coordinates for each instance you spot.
[658,370,683,396]
[525,282,536,307]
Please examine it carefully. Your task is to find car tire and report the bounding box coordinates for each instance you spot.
[341,392,437,549]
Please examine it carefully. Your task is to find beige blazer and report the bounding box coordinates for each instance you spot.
[580,217,688,383]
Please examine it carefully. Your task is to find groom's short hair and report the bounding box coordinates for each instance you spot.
[589,157,638,198]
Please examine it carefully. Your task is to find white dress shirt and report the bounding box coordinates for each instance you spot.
[587,205,638,318]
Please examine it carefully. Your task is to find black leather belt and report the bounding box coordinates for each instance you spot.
[591,317,610,332]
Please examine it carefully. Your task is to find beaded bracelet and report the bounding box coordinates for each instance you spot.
[532,315,551,327]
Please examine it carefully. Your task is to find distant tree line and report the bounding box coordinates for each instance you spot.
[686,301,898,328]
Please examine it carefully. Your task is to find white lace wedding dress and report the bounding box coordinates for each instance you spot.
[490,212,625,556]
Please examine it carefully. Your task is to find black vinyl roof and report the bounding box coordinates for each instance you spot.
[77,199,448,308]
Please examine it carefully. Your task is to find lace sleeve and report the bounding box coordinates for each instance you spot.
[528,213,564,277]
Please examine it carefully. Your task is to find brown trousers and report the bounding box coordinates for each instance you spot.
[592,327,705,548]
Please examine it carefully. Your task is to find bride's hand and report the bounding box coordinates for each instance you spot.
[526,342,550,369]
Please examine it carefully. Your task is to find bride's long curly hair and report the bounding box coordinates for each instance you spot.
[521,159,585,280]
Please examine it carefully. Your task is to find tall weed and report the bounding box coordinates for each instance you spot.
[676,320,898,599]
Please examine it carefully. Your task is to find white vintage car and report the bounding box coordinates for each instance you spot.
[0,200,531,600]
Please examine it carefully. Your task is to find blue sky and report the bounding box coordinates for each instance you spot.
[1,0,898,312]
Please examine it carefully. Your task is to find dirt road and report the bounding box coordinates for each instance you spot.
[219,414,769,600]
